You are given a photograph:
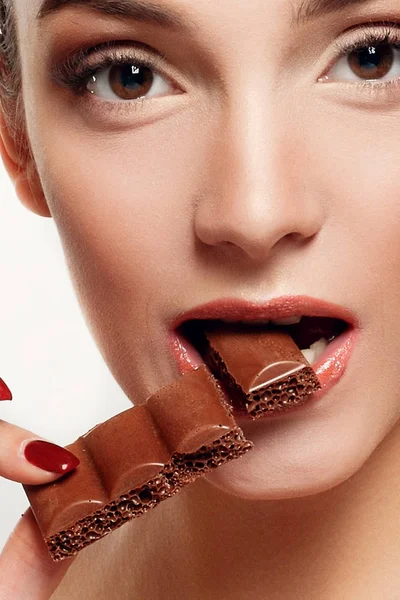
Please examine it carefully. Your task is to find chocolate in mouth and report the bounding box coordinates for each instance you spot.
[179,317,348,416]
[180,316,349,354]
[274,316,349,349]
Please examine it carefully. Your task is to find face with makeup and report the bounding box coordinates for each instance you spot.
[3,0,400,501]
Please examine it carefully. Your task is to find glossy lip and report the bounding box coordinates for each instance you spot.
[170,296,359,330]
[168,296,360,419]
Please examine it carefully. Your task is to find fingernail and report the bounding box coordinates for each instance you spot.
[24,440,80,474]
[0,377,12,401]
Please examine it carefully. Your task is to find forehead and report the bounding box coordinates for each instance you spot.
[18,0,274,19]
[15,0,295,57]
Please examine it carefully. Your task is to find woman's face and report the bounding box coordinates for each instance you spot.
[11,0,400,500]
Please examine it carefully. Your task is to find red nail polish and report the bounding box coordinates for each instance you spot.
[24,440,80,474]
[0,378,12,401]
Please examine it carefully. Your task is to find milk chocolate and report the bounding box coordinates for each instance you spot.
[200,324,321,418]
[24,366,252,562]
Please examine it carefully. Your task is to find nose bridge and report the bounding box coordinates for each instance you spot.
[219,95,284,211]
[194,92,323,259]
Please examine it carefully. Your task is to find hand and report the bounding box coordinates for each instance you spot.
[0,379,80,599]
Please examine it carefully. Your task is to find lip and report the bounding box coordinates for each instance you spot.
[170,296,359,330]
[168,295,360,418]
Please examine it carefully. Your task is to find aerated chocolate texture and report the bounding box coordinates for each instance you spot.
[201,324,321,418]
[23,366,253,562]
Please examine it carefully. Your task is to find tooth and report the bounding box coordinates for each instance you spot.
[272,317,302,326]
[301,348,316,364]
[310,338,329,353]
[300,337,329,365]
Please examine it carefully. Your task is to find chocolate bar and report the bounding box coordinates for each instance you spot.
[23,366,252,562]
[199,323,321,418]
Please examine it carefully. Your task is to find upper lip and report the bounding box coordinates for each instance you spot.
[171,295,359,330]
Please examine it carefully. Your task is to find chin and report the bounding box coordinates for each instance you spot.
[203,423,374,501]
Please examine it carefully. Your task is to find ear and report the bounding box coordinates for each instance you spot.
[0,113,51,218]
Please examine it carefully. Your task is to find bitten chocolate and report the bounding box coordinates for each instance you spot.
[23,366,252,562]
[201,323,321,418]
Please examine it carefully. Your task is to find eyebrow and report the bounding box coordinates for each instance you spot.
[37,0,376,30]
[293,0,375,26]
[36,0,189,30]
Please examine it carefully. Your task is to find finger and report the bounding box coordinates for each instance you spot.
[0,419,80,484]
[0,508,76,600]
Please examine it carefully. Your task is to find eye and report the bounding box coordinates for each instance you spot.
[87,62,173,101]
[322,40,400,83]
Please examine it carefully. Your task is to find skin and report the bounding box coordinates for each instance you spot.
[2,0,400,596]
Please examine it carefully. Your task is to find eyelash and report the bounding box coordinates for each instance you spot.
[329,23,400,92]
[53,40,170,96]
[53,23,400,101]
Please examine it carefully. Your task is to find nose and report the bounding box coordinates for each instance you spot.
[194,103,324,263]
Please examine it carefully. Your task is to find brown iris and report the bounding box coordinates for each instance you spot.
[108,64,154,99]
[348,44,394,80]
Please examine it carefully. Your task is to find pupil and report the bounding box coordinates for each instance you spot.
[109,63,153,99]
[119,64,147,89]
[357,46,382,70]
[349,43,394,79]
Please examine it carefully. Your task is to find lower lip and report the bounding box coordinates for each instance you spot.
[168,326,359,420]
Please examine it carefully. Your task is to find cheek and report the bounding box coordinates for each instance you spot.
[307,107,400,285]
[23,102,220,399]
[28,109,213,299]
[311,106,400,230]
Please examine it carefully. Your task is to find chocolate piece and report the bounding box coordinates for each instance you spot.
[200,324,321,418]
[23,366,252,562]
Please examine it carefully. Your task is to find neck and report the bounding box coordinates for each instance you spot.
[126,421,400,599]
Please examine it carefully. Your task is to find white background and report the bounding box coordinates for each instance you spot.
[0,162,131,550]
